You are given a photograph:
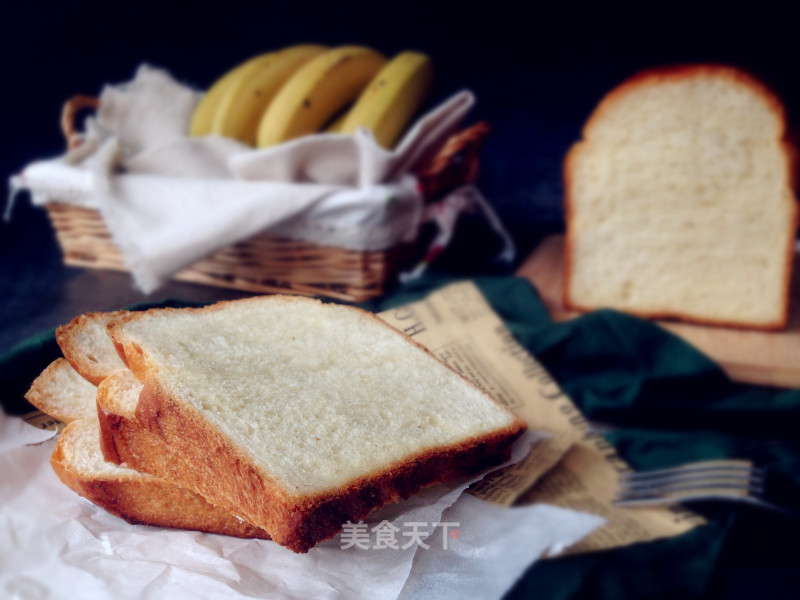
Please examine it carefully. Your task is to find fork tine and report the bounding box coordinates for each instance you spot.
[615,460,763,505]
[613,491,754,507]
[614,481,757,506]
[618,459,756,483]
[617,482,754,497]
[620,480,760,496]
[619,472,763,494]
[613,461,799,517]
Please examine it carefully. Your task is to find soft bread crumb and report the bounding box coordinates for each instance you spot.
[113,297,523,496]
[60,418,143,475]
[57,311,129,384]
[99,369,143,417]
[25,358,97,423]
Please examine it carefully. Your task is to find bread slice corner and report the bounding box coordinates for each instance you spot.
[56,311,130,385]
[25,358,97,423]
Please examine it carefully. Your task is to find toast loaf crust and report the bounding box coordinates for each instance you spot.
[580,64,788,140]
[563,64,799,330]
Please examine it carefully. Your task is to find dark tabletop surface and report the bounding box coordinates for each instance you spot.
[1,1,799,597]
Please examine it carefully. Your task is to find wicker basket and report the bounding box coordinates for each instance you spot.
[48,96,490,302]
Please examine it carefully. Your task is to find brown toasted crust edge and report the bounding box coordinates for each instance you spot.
[96,402,126,466]
[581,64,788,140]
[51,421,270,539]
[563,63,799,331]
[104,295,527,553]
[133,380,523,553]
[94,373,272,539]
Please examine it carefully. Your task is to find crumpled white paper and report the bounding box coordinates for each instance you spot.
[0,415,604,600]
[8,66,513,294]
[0,411,56,452]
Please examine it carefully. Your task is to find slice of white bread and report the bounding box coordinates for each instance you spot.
[105,295,527,553]
[564,64,798,330]
[57,311,130,384]
[51,418,269,539]
[25,358,269,539]
[25,358,98,423]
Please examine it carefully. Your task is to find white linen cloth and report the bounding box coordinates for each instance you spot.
[9,66,511,293]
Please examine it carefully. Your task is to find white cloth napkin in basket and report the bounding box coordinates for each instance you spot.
[9,65,513,293]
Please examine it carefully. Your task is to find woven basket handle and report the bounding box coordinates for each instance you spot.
[61,95,99,149]
[415,121,490,201]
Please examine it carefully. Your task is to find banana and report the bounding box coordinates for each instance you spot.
[256,46,387,148]
[190,52,278,137]
[339,51,434,149]
[211,44,328,145]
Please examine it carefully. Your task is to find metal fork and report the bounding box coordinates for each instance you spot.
[613,459,800,518]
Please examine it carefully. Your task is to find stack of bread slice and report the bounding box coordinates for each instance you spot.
[28,324,270,539]
[564,64,798,330]
[26,296,526,553]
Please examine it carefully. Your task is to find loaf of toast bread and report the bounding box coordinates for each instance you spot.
[564,64,798,330]
[105,295,527,552]
[25,337,269,538]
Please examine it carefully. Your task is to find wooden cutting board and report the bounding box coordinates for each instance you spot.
[516,235,800,388]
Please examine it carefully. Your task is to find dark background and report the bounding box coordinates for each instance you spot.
[2,0,799,348]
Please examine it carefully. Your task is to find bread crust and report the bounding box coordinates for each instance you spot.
[563,63,799,331]
[28,355,272,539]
[132,380,522,553]
[51,421,270,539]
[105,295,527,553]
[581,64,788,140]
[95,374,273,539]
[56,310,130,385]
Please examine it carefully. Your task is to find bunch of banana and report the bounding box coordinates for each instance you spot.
[190,45,434,150]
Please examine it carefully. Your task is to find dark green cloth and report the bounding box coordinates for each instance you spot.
[2,276,799,599]
[378,275,800,599]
